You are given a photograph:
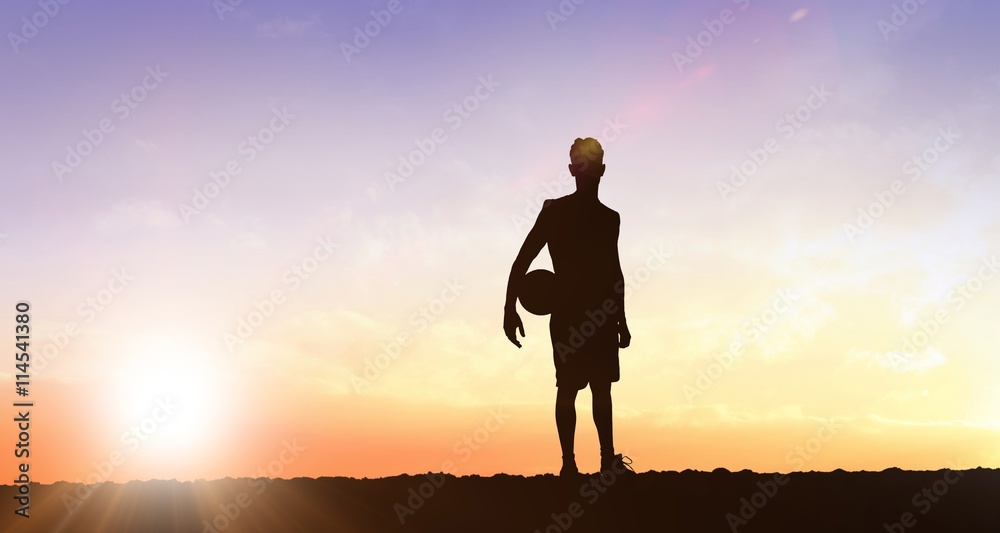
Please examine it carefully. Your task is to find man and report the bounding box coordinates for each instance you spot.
[503,137,632,476]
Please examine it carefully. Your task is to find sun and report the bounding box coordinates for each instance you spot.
[114,340,225,455]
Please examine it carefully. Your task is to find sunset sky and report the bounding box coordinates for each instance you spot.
[1,0,999,484]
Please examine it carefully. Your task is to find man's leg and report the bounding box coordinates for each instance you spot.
[556,386,578,470]
[590,381,614,466]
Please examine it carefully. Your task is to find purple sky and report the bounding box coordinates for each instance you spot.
[2,0,999,481]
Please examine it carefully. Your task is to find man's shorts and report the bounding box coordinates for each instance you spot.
[549,307,620,390]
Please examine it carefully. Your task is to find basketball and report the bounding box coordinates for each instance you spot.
[519,269,557,315]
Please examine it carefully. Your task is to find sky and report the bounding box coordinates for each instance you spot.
[1,0,999,484]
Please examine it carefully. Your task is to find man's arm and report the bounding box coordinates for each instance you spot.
[613,213,631,348]
[503,203,549,347]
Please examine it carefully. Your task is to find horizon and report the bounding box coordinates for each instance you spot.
[2,0,1000,490]
[7,463,996,487]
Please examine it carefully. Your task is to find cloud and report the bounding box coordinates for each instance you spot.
[95,201,182,232]
[257,15,322,38]
[848,347,947,373]
[231,232,268,251]
[789,8,809,23]
[133,138,159,152]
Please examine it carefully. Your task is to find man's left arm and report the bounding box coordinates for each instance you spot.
[613,213,630,348]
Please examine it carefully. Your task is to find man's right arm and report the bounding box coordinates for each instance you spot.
[503,201,550,347]
[505,206,549,310]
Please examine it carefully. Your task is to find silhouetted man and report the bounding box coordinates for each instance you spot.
[504,137,632,476]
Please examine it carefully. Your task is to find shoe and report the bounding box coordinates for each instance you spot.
[559,462,581,477]
[601,453,636,475]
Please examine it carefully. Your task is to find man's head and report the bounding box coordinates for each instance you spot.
[569,137,605,190]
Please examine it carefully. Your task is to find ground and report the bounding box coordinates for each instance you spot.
[2,468,997,532]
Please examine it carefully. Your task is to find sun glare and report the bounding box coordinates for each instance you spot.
[115,341,223,454]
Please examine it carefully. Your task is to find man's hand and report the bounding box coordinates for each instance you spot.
[618,321,631,348]
[504,308,525,348]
